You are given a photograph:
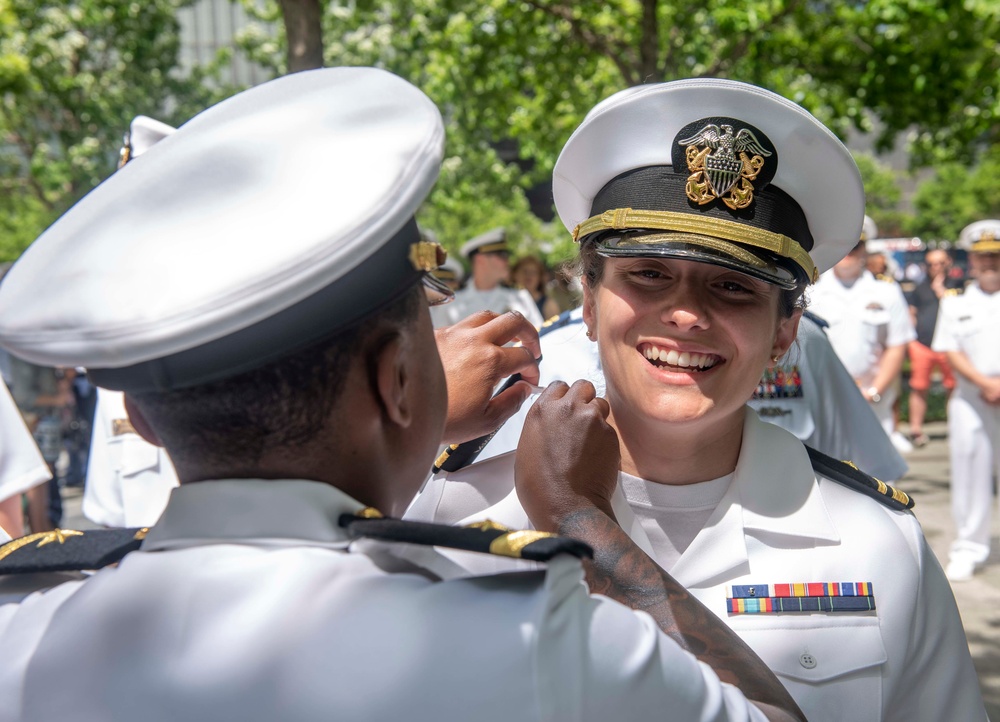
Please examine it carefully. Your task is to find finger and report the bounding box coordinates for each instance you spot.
[481,311,542,359]
[483,380,535,428]
[537,380,570,402]
[492,345,541,386]
[567,379,598,404]
[593,396,611,420]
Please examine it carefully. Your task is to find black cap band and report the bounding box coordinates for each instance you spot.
[591,166,813,252]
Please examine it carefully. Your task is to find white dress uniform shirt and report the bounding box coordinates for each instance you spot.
[749,315,907,481]
[807,271,916,435]
[0,478,773,722]
[407,409,986,722]
[83,389,179,528]
[932,282,1000,561]
[0,380,51,526]
[475,309,906,481]
[434,285,544,328]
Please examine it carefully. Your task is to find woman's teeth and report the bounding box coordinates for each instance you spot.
[643,346,719,370]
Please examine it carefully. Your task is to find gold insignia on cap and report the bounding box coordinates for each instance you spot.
[357,507,384,519]
[0,528,84,562]
[409,241,447,272]
[117,133,132,169]
[678,124,771,210]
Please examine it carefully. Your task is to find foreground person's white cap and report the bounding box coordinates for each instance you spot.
[0,67,449,392]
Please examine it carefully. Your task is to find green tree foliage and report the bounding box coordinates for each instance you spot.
[239,0,999,262]
[0,0,222,261]
[912,148,1000,242]
[853,153,908,237]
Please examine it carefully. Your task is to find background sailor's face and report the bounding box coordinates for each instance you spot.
[970,251,1000,285]
[833,243,867,282]
[583,256,797,430]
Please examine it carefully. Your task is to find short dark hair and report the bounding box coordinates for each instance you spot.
[576,242,807,318]
[130,282,424,469]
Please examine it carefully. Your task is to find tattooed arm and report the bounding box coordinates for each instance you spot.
[515,381,804,722]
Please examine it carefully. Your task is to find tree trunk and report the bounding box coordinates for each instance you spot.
[278,0,324,73]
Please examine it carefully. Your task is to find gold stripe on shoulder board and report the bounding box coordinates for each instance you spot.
[489,530,556,558]
[0,529,85,562]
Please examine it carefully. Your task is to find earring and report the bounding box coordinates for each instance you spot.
[586,329,594,339]
[771,355,779,364]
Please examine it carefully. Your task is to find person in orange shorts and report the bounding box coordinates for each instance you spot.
[905,248,963,446]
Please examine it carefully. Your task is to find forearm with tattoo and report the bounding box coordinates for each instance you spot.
[558,507,804,720]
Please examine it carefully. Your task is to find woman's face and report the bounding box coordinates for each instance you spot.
[584,256,800,430]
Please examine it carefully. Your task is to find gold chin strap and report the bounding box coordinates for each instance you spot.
[573,208,818,283]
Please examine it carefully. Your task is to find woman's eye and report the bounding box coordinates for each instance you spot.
[718,280,753,294]
[631,268,665,280]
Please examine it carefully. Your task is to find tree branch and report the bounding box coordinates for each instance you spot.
[700,0,804,77]
[521,0,639,85]
[639,0,660,82]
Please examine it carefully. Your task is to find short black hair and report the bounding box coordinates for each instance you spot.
[129,282,424,469]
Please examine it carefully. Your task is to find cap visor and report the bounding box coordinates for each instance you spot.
[594,231,800,289]
[423,273,455,306]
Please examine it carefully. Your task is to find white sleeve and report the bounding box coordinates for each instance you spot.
[799,326,907,481]
[82,390,126,527]
[885,284,916,347]
[930,297,959,352]
[0,381,51,504]
[536,557,768,722]
[884,534,987,721]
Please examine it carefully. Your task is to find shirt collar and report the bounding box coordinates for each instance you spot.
[736,408,839,542]
[142,479,370,552]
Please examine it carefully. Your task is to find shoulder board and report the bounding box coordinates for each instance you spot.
[0,527,147,576]
[801,310,829,329]
[876,274,896,284]
[805,445,914,511]
[944,288,962,297]
[538,309,581,337]
[339,511,593,562]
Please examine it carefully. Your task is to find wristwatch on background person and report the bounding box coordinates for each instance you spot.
[866,387,881,403]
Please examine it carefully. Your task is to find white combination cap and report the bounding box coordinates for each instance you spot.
[958,219,1000,253]
[0,67,447,392]
[554,79,864,288]
[460,228,509,259]
[861,215,879,243]
[119,115,176,166]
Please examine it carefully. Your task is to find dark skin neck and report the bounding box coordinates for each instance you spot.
[125,356,411,517]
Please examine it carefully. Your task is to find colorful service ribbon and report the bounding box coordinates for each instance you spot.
[726,582,875,614]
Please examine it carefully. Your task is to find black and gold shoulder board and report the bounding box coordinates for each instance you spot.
[805,445,914,511]
[538,309,581,337]
[340,511,593,562]
[0,527,147,576]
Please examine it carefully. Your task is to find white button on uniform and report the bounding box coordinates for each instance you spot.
[799,653,817,669]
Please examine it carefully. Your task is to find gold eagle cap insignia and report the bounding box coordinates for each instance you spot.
[678,124,772,210]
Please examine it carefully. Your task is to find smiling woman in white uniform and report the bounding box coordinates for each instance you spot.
[408,79,986,721]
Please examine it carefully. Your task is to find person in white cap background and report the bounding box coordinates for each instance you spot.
[0,379,52,540]
[82,115,180,530]
[931,219,1000,582]
[407,79,985,721]
[0,68,807,722]
[434,228,544,328]
[807,216,917,454]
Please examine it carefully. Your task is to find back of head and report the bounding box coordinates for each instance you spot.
[0,68,449,472]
